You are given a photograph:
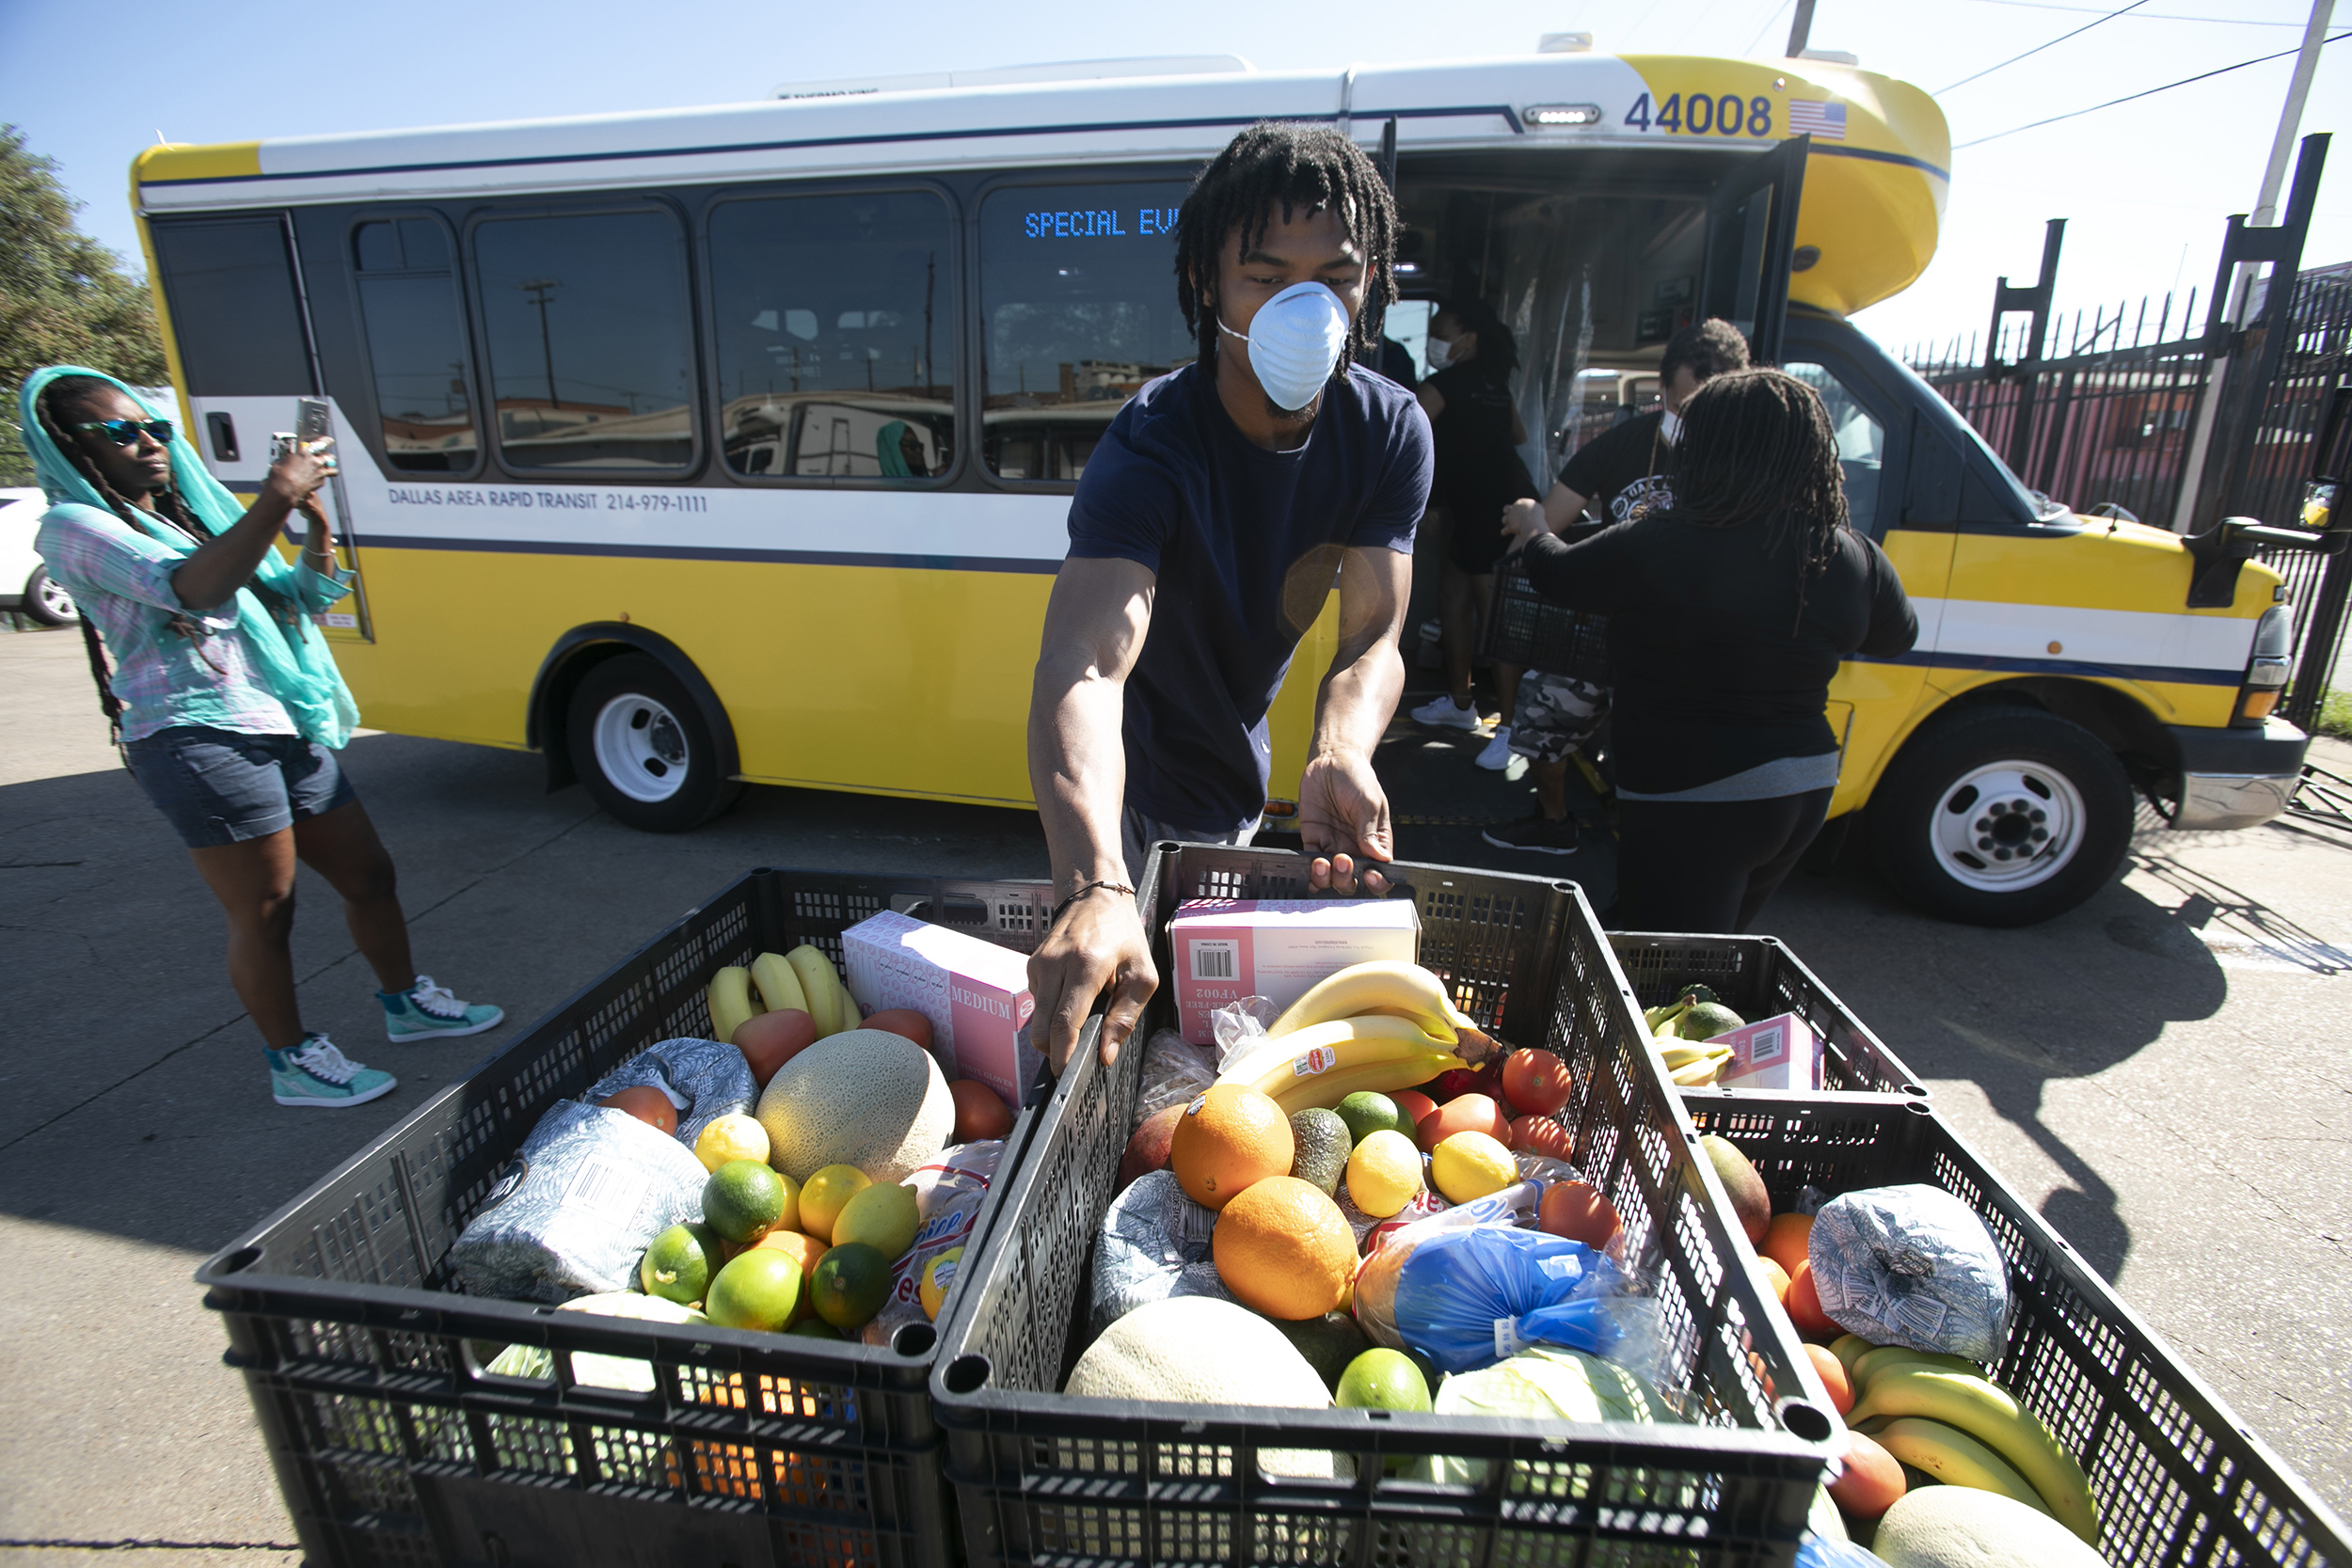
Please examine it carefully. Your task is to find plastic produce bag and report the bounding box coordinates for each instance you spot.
[1136,1028,1217,1126]
[450,1101,709,1303]
[1372,1227,1657,1376]
[862,1138,1006,1346]
[1089,1169,1232,1337]
[1808,1184,2010,1358]
[585,1037,755,1150]
[1210,995,1279,1070]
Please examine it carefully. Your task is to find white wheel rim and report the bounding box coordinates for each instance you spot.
[1928,760,2086,893]
[591,691,690,803]
[36,576,74,620]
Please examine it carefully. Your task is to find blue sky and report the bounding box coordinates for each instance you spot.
[2,0,2343,355]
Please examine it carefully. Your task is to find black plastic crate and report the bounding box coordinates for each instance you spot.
[1684,1096,2350,1567]
[930,845,1844,1568]
[1482,552,1613,682]
[197,865,1070,1568]
[1610,932,1930,1100]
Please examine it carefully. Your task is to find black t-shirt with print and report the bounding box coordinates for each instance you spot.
[1557,410,1675,524]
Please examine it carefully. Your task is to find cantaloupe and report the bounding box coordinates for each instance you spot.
[1873,1485,2113,1567]
[1066,1296,1345,1478]
[755,1029,953,1183]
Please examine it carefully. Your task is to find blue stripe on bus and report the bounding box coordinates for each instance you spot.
[354,533,1063,574]
[136,104,1527,188]
[1808,143,1951,182]
[1849,649,2241,686]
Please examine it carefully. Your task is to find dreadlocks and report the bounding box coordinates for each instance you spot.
[1173,121,1399,376]
[1667,368,1850,622]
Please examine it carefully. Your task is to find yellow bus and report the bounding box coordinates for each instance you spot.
[130,46,2312,924]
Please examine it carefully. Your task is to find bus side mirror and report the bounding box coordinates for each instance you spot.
[2303,477,2341,532]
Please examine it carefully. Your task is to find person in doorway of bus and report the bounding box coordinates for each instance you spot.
[1405,297,1540,769]
[22,368,505,1110]
[1024,122,1434,1073]
[1498,368,1915,931]
[1480,316,1751,854]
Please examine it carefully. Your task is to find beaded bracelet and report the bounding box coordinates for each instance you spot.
[1049,879,1136,926]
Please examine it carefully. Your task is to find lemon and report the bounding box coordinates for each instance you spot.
[833,1180,919,1261]
[798,1164,872,1243]
[1431,1130,1516,1203]
[693,1113,771,1173]
[1343,1129,1422,1218]
[920,1247,963,1321]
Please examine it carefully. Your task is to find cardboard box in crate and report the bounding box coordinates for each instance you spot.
[1611,931,1930,1099]
[196,866,1068,1568]
[1686,1096,2351,1567]
[930,846,1843,1568]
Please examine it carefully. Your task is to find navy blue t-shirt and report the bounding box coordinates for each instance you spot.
[1066,361,1434,831]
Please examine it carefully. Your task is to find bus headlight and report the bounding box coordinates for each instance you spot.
[2238,605,2294,721]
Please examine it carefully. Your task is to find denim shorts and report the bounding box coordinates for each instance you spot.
[123,725,358,848]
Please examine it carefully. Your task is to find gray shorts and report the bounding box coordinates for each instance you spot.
[123,725,357,848]
[1508,673,1611,764]
[1120,805,1257,889]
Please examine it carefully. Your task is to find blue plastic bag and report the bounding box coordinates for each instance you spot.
[1388,1227,1631,1374]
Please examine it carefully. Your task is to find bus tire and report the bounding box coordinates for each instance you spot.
[565,654,744,832]
[1867,705,2133,927]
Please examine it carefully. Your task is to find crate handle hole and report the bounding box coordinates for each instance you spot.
[943,1353,992,1394]
[1901,1100,1936,1118]
[215,1245,263,1275]
[893,1322,936,1358]
[1899,1083,1929,1098]
[1777,1399,1835,1443]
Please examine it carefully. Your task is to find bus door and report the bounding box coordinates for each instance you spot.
[1699,134,1809,365]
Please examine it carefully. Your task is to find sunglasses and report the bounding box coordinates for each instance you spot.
[73,418,175,447]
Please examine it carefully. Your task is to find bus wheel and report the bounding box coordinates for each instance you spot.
[566,654,743,832]
[1867,705,2133,927]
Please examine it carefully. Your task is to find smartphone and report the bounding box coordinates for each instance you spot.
[278,398,336,544]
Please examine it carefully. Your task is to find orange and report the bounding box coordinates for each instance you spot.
[1752,1256,1791,1303]
[1787,1260,1840,1340]
[1211,1175,1356,1320]
[1760,1212,1815,1278]
[1168,1085,1294,1210]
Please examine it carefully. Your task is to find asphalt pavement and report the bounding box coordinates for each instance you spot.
[3,620,2347,1565]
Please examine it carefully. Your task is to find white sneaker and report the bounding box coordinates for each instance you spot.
[1410,694,1482,731]
[1475,727,1515,769]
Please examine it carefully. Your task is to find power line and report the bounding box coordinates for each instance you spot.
[1955,0,2305,23]
[1954,28,2349,147]
[1937,0,2151,93]
[1743,0,1795,55]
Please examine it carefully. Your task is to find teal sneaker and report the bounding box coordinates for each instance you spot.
[380,974,506,1042]
[271,1034,397,1108]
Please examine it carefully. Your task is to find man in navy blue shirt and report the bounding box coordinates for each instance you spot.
[1025,122,1435,1072]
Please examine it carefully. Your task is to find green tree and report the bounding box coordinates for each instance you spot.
[0,124,167,484]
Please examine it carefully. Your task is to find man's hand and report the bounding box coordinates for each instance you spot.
[1299,746,1392,895]
[1027,888,1157,1072]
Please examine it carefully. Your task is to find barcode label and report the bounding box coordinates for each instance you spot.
[1748,1024,1785,1065]
[560,1156,648,1218]
[1191,941,1236,980]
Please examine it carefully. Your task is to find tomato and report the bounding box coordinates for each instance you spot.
[1501,1048,1574,1116]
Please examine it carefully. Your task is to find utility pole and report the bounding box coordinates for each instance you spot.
[521,277,563,410]
[2169,0,2334,531]
[1786,0,1818,57]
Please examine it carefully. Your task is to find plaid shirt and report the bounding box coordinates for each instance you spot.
[36,503,354,743]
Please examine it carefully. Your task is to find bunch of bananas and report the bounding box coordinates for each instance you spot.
[1643,987,1743,1087]
[1218,961,1479,1116]
[1831,1336,2101,1544]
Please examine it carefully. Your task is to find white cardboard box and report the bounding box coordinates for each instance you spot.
[839,911,1041,1107]
[1168,898,1420,1045]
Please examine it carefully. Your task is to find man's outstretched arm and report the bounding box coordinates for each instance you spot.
[1299,545,1412,894]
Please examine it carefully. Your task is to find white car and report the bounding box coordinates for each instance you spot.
[0,485,77,626]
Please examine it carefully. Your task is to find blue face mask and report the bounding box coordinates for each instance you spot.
[1217,281,1353,413]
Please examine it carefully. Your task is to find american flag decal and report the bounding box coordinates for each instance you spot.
[1788,101,1847,139]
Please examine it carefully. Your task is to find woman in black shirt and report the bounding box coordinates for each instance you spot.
[1502,368,1916,931]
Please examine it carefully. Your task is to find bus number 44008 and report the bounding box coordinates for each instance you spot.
[1624,92,1772,137]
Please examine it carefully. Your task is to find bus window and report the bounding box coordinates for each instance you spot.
[978,181,1192,483]
[352,217,477,473]
[707,190,954,482]
[1786,360,1885,534]
[471,210,695,472]
[149,218,314,395]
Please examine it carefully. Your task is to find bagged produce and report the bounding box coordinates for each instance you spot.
[1089,1168,1233,1336]
[586,1037,755,1150]
[1365,1225,1654,1375]
[450,1101,709,1303]
[1135,1027,1217,1125]
[1809,1184,2010,1359]
[861,1138,1007,1346]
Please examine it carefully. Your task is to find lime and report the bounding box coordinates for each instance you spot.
[705,1248,803,1332]
[639,1221,724,1307]
[787,1318,844,1338]
[833,1180,919,1261]
[1344,1129,1422,1218]
[810,1242,893,1331]
[1335,1091,1410,1146]
[692,1112,771,1173]
[1337,1348,1432,1412]
[799,1164,872,1243]
[703,1159,791,1243]
[919,1247,963,1322]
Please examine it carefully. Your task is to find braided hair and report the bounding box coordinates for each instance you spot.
[1665,367,1850,622]
[1173,121,1399,378]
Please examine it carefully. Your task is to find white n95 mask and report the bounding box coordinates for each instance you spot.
[1218,281,1353,413]
[1424,336,1456,371]
[1660,409,1684,445]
